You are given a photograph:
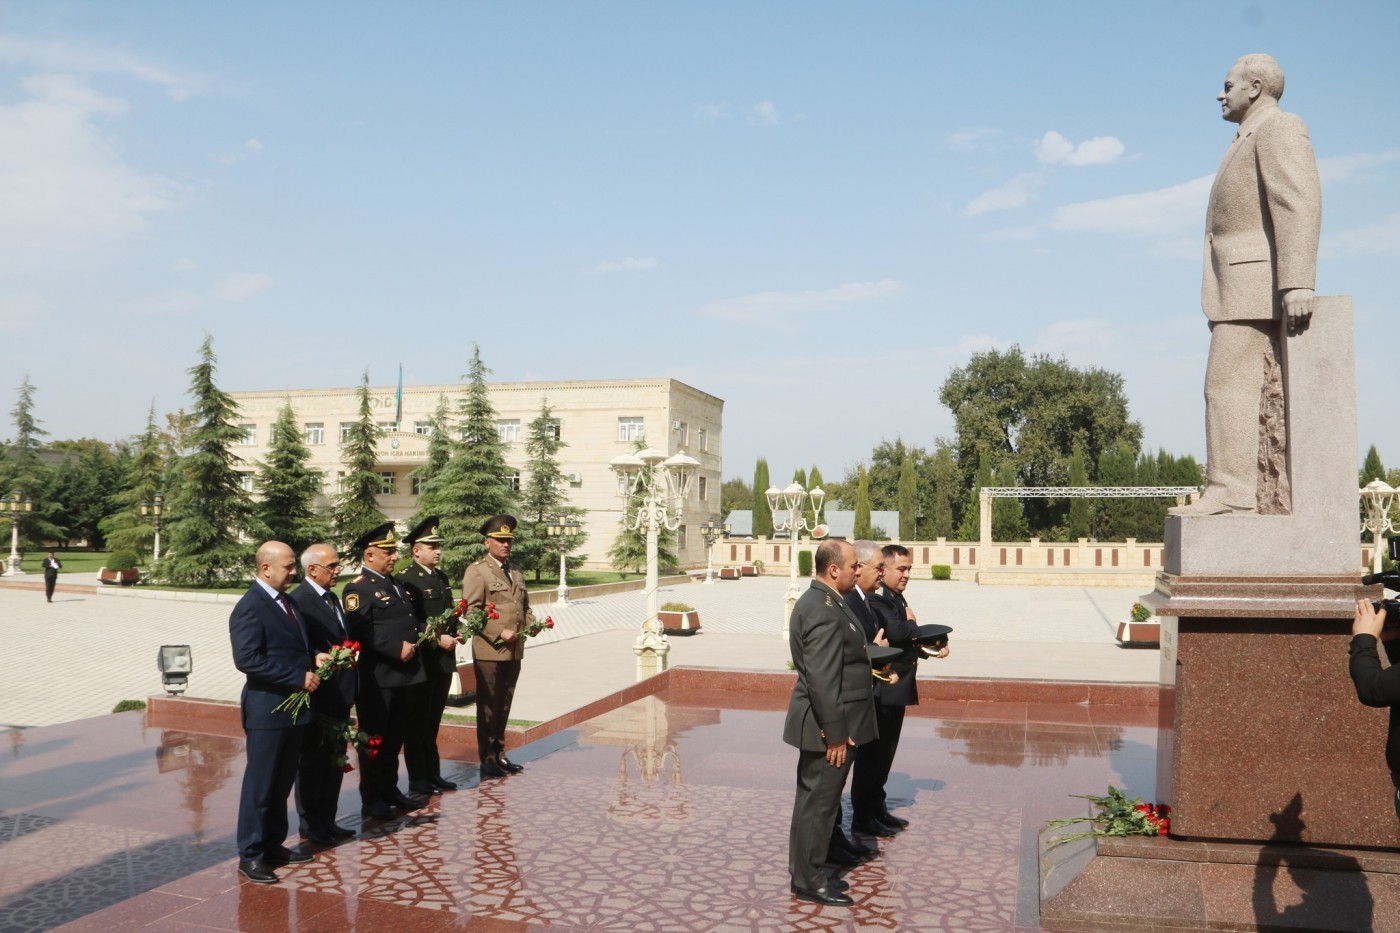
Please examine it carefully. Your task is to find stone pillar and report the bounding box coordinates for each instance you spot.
[978,488,992,569]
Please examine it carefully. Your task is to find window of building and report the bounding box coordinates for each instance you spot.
[411,475,424,496]
[698,427,708,452]
[237,424,256,446]
[698,476,708,502]
[546,419,561,441]
[504,470,521,492]
[617,417,645,442]
[675,421,688,446]
[377,421,396,435]
[238,472,255,492]
[379,472,396,495]
[339,422,356,444]
[336,471,347,494]
[498,419,521,443]
[414,421,433,436]
[304,422,324,445]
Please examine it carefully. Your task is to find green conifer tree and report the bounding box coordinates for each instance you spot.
[516,400,587,580]
[159,337,259,586]
[7,373,62,544]
[752,458,773,537]
[100,403,165,560]
[408,394,453,504]
[607,444,677,576]
[808,465,826,524]
[897,457,918,540]
[854,467,873,539]
[256,401,330,555]
[330,371,387,555]
[992,461,1029,540]
[955,454,993,541]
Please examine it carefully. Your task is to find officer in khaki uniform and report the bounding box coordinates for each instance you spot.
[461,514,533,779]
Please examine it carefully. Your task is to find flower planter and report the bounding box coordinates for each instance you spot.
[658,609,701,635]
[718,567,741,580]
[1115,619,1160,647]
[98,567,141,586]
[740,565,758,577]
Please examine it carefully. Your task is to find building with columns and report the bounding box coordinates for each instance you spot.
[226,378,724,569]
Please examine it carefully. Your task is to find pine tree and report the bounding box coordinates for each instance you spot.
[416,344,515,579]
[992,461,1029,540]
[854,467,873,539]
[1092,441,1139,541]
[808,465,826,524]
[7,373,61,544]
[256,401,330,555]
[897,457,917,540]
[100,403,165,560]
[1362,445,1386,485]
[330,371,387,555]
[159,337,259,586]
[516,400,587,581]
[1065,445,1091,541]
[793,467,808,489]
[928,445,957,539]
[752,458,773,537]
[955,454,993,541]
[408,394,452,505]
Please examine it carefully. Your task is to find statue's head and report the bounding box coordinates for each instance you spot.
[1219,53,1285,124]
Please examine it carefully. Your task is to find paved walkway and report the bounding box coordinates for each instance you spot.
[1,576,1157,730]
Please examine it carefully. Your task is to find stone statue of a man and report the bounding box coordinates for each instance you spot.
[1172,54,1322,517]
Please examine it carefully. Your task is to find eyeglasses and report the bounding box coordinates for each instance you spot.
[311,563,341,571]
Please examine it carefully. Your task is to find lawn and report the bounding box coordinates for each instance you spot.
[9,550,112,575]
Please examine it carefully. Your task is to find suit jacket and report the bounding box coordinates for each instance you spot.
[461,557,532,663]
[42,557,61,579]
[229,583,314,730]
[1202,98,1321,323]
[396,562,459,677]
[290,582,357,718]
[868,584,921,707]
[783,580,878,752]
[343,567,426,689]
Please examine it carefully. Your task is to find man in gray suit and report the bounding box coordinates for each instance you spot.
[1174,53,1321,516]
[784,538,878,907]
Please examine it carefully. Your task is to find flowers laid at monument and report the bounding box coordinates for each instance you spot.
[272,640,361,723]
[1046,785,1171,844]
[416,598,466,646]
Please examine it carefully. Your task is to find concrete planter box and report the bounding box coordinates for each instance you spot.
[718,567,741,580]
[658,609,701,634]
[740,565,759,577]
[1115,619,1160,647]
[98,567,141,586]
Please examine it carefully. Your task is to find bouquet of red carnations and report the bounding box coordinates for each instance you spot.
[458,601,497,641]
[320,718,383,773]
[273,640,361,724]
[1046,785,1171,845]
[519,615,556,641]
[416,598,465,646]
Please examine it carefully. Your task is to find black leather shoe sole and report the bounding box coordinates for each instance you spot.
[238,860,278,884]
[791,884,854,906]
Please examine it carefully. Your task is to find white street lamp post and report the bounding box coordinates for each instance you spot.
[140,494,165,563]
[546,515,581,605]
[1361,479,1397,575]
[610,448,699,680]
[767,482,825,640]
[698,517,729,584]
[2,491,33,577]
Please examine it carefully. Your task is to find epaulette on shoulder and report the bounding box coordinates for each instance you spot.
[350,574,365,583]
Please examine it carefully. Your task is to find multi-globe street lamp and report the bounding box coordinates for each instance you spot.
[1,490,33,577]
[698,516,729,584]
[140,494,166,563]
[766,482,825,640]
[1360,478,1397,575]
[545,514,582,605]
[609,448,699,679]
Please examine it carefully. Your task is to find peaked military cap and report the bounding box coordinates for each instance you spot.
[480,514,518,540]
[403,515,444,546]
[353,521,399,552]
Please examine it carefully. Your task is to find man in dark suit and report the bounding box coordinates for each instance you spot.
[343,522,427,820]
[865,543,945,834]
[291,542,358,846]
[230,541,329,884]
[784,538,878,908]
[42,552,61,602]
[397,516,461,795]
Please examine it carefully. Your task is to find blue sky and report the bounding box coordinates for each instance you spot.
[2,1,1398,484]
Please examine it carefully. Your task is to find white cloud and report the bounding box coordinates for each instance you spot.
[977,225,1040,243]
[213,138,264,165]
[172,258,197,272]
[0,33,201,100]
[0,74,184,270]
[1318,149,1400,185]
[694,102,728,121]
[749,101,782,126]
[594,257,658,273]
[1048,174,1212,238]
[213,272,274,302]
[1322,211,1400,258]
[946,127,1002,151]
[1035,130,1125,166]
[963,172,1045,216]
[698,279,904,322]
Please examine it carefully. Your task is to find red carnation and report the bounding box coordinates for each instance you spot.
[342,763,354,773]
[545,616,555,629]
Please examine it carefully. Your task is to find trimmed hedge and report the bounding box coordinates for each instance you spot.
[797,550,813,577]
[931,564,952,581]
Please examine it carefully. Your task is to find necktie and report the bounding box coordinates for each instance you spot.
[324,591,345,634]
[279,594,297,625]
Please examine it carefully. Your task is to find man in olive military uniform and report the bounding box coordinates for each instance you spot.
[461,514,533,779]
[342,522,427,820]
[396,516,461,795]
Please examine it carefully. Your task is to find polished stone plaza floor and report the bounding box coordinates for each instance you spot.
[0,680,1157,931]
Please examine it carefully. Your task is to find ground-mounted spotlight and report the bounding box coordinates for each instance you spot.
[158,645,192,695]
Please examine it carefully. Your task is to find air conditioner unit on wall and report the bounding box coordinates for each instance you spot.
[567,472,582,484]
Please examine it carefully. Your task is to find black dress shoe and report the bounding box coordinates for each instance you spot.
[848,838,878,857]
[791,883,854,907]
[880,811,910,829]
[825,877,850,892]
[388,791,426,811]
[432,776,459,791]
[301,829,337,846]
[408,781,440,796]
[238,859,278,884]
[498,757,524,774]
[361,802,397,821]
[824,845,864,868]
[851,818,899,838]
[480,760,507,778]
[327,823,356,840]
[264,847,313,866]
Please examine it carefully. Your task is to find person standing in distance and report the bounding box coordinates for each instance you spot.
[290,542,358,846]
[784,538,878,908]
[397,516,462,795]
[230,541,328,884]
[42,551,61,602]
[461,514,533,779]
[342,522,427,820]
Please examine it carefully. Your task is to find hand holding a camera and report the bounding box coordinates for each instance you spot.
[1355,598,1387,640]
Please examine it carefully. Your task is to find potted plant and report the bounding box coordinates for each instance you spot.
[752,559,765,575]
[658,601,701,634]
[99,551,142,586]
[1115,601,1160,647]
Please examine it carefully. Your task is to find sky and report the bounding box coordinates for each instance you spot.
[2,1,1398,485]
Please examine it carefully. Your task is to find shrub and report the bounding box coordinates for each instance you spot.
[931,564,952,581]
[797,550,813,577]
[107,551,140,572]
[660,602,695,612]
[112,699,147,713]
[1130,602,1152,623]
[752,559,765,574]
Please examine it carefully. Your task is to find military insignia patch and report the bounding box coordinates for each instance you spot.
[825,596,835,607]
[345,593,360,612]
